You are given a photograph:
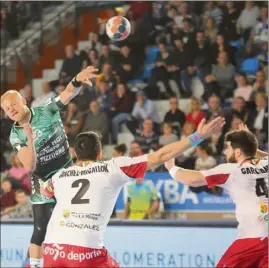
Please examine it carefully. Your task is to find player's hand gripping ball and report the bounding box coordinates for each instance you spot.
[106,16,131,41]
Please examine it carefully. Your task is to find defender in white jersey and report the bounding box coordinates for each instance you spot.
[40,117,225,267]
[165,124,268,268]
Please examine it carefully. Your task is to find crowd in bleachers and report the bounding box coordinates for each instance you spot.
[1,1,268,219]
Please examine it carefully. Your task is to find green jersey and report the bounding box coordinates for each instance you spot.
[9,96,72,204]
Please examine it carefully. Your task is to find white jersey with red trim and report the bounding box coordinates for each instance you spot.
[44,155,148,248]
[201,157,268,239]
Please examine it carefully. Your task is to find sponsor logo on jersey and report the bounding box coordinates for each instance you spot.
[60,220,100,231]
[71,212,100,220]
[258,201,268,222]
[61,209,100,220]
[260,201,268,214]
[62,209,71,218]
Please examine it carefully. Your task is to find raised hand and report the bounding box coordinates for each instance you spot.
[76,66,98,86]
[238,123,250,132]
[23,123,34,144]
[197,117,226,139]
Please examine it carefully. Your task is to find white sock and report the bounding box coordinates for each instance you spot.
[30,258,42,268]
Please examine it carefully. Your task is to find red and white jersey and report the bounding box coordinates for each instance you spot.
[44,155,147,248]
[201,157,268,239]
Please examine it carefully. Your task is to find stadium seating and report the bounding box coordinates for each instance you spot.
[241,58,260,75]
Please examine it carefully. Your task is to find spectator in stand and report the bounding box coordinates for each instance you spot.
[111,83,134,143]
[204,17,218,44]
[72,85,97,113]
[202,1,223,26]
[135,118,159,154]
[252,70,268,94]
[247,6,268,56]
[211,34,236,66]
[195,141,217,171]
[217,112,244,155]
[112,144,127,158]
[234,72,254,102]
[178,18,196,49]
[4,189,32,219]
[166,36,192,97]
[58,45,83,86]
[174,2,198,30]
[80,100,109,144]
[224,97,249,132]
[205,94,223,121]
[127,90,157,135]
[96,63,117,92]
[98,44,115,71]
[20,84,34,107]
[124,19,148,67]
[205,51,236,101]
[114,44,136,83]
[148,42,174,98]
[129,141,143,157]
[237,1,260,42]
[159,122,178,146]
[82,48,100,70]
[124,177,159,220]
[247,93,268,148]
[186,97,205,129]
[8,154,31,195]
[220,1,240,41]
[0,178,16,213]
[163,96,186,137]
[88,32,102,53]
[96,79,112,113]
[31,81,56,108]
[181,31,212,94]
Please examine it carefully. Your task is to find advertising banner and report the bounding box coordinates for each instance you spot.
[1,224,236,268]
[115,172,235,212]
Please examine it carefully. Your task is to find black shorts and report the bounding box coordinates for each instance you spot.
[30,203,55,246]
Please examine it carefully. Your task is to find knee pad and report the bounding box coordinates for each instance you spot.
[30,220,48,246]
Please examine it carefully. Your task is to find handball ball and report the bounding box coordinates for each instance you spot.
[106,16,131,41]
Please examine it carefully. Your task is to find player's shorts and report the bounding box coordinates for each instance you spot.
[217,237,268,268]
[43,243,119,268]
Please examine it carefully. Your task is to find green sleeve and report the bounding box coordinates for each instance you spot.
[43,96,66,114]
[9,129,27,152]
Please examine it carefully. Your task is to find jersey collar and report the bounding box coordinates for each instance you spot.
[239,157,259,167]
[14,108,34,128]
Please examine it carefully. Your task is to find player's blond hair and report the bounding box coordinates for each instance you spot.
[0,90,23,106]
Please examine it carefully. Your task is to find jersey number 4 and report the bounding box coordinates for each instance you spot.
[255,178,268,198]
[71,179,90,204]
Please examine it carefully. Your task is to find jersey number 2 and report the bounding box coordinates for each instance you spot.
[71,179,90,204]
[255,178,268,198]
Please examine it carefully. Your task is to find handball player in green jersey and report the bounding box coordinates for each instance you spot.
[1,66,97,268]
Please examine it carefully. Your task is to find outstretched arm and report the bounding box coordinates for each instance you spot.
[59,66,98,105]
[164,159,207,187]
[238,123,268,158]
[146,117,225,170]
